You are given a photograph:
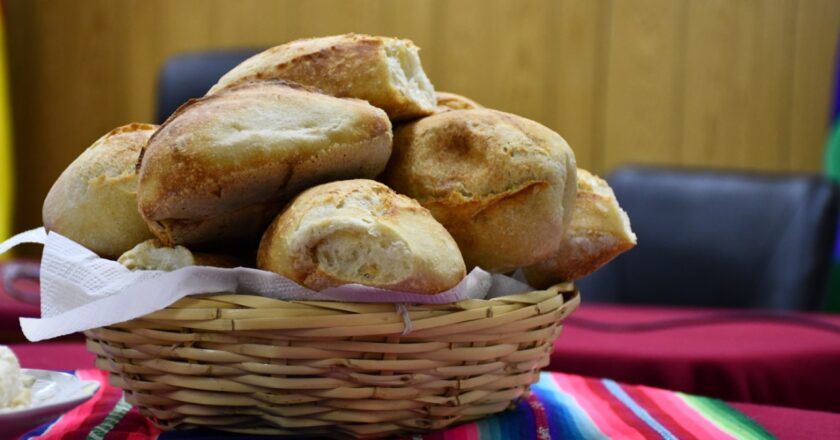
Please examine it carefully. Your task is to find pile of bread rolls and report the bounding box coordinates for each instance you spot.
[42,34,636,295]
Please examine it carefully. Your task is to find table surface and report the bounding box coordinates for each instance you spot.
[551,302,840,412]
[9,341,840,439]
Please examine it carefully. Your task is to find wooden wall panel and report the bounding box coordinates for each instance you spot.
[749,0,798,171]
[601,0,688,170]
[680,0,753,169]
[379,1,436,78]
[681,0,798,171]
[295,0,387,38]
[118,0,217,122]
[433,0,491,107]
[483,0,550,122]
[546,0,609,171]
[209,0,299,46]
[5,0,839,236]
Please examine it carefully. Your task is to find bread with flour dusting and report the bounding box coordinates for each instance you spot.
[383,109,577,272]
[258,179,465,294]
[43,123,156,258]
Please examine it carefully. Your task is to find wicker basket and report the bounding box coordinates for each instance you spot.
[84,282,579,439]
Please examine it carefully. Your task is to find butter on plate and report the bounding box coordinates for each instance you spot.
[0,346,34,409]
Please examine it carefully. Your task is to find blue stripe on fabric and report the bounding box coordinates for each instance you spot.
[476,410,500,440]
[507,398,533,440]
[476,403,506,440]
[601,378,678,440]
[519,395,538,440]
[474,400,533,440]
[532,373,606,440]
[531,377,580,439]
[21,420,57,440]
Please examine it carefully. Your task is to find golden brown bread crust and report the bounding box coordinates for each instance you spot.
[208,34,437,121]
[435,91,483,112]
[382,109,577,272]
[43,123,157,258]
[137,81,393,248]
[258,179,466,294]
[523,169,636,288]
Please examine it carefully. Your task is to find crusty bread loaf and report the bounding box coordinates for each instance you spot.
[258,179,466,294]
[383,109,577,272]
[137,81,393,248]
[208,34,436,121]
[523,169,636,288]
[118,239,248,271]
[436,91,483,112]
[43,123,157,258]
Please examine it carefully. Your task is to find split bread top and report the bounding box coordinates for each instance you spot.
[208,34,437,121]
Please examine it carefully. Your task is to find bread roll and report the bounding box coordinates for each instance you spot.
[118,239,248,271]
[383,109,577,273]
[208,34,436,121]
[436,91,483,112]
[138,81,392,248]
[258,179,466,294]
[523,169,636,288]
[43,123,156,258]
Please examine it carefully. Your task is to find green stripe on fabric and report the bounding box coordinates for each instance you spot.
[86,395,132,440]
[679,394,775,440]
[477,409,500,439]
[696,397,774,440]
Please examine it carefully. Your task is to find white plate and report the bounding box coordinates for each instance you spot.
[0,369,100,438]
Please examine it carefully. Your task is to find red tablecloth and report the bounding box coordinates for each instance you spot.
[730,402,840,440]
[12,341,97,370]
[550,303,840,412]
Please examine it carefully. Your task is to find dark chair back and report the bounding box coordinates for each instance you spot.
[156,49,262,123]
[577,166,840,310]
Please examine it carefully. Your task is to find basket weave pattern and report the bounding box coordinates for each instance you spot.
[85,283,579,438]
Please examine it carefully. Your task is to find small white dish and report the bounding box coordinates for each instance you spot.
[0,369,100,438]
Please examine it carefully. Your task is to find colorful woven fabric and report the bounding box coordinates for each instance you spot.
[21,370,773,440]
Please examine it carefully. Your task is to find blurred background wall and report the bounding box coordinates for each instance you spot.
[5,0,840,234]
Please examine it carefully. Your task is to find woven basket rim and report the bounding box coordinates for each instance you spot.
[158,281,576,309]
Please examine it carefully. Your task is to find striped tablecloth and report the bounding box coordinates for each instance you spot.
[21,369,773,440]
